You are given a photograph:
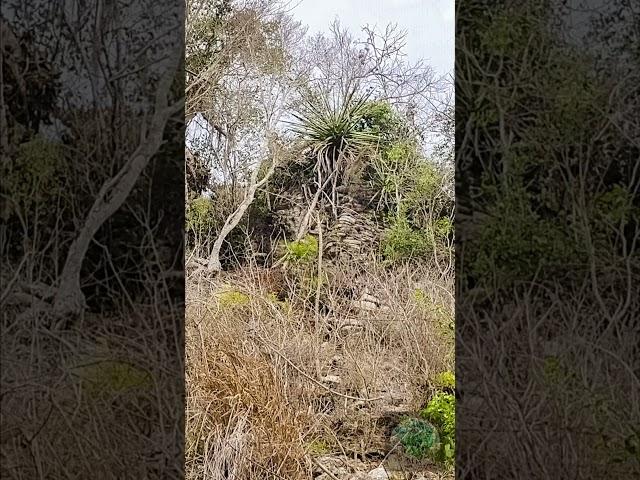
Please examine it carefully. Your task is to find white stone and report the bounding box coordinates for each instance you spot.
[360,293,380,304]
[320,375,341,385]
[367,466,390,480]
[353,300,378,311]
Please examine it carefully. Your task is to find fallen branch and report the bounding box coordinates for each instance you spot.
[256,333,384,403]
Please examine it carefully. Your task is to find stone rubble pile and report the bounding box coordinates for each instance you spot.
[274,191,383,264]
[324,193,382,262]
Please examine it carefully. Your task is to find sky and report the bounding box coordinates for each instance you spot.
[289,0,455,76]
[187,0,455,178]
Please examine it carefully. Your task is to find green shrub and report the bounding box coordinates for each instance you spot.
[595,185,638,226]
[413,289,454,341]
[284,235,318,263]
[307,438,332,455]
[218,290,250,308]
[359,100,400,139]
[381,218,432,262]
[393,417,440,459]
[186,196,215,232]
[543,355,564,385]
[369,139,423,215]
[3,136,65,215]
[433,218,453,239]
[434,371,455,390]
[74,360,152,399]
[421,392,455,467]
[264,292,292,313]
[408,162,441,204]
[468,187,576,289]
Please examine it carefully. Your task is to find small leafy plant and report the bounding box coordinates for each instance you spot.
[218,290,250,308]
[434,371,455,390]
[393,417,440,459]
[381,218,432,262]
[307,438,332,455]
[186,196,215,232]
[74,360,152,399]
[421,392,455,467]
[284,235,318,263]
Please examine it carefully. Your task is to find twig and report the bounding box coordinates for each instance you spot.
[309,456,341,480]
[256,334,384,403]
[0,255,28,305]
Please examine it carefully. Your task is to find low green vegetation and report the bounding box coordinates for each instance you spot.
[73,360,152,399]
[393,371,455,468]
[393,417,440,459]
[3,135,66,217]
[218,290,250,308]
[434,370,455,390]
[307,438,332,455]
[381,218,432,263]
[186,196,215,232]
[421,392,456,467]
[284,235,319,263]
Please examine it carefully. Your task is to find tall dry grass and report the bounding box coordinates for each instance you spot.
[186,258,454,479]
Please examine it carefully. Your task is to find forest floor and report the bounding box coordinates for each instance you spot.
[186,261,454,480]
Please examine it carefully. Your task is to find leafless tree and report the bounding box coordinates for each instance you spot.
[186,0,306,271]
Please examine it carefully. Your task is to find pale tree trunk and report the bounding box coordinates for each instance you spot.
[295,169,336,241]
[53,64,182,316]
[207,149,278,272]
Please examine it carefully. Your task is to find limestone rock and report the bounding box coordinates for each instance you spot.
[367,466,390,480]
[320,375,341,385]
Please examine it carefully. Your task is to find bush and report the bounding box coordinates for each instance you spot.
[393,417,440,459]
[186,196,215,232]
[434,371,455,390]
[368,139,421,215]
[218,290,250,308]
[381,218,432,262]
[433,217,453,240]
[73,360,152,399]
[284,235,318,263]
[421,392,455,467]
[3,136,65,216]
[413,289,454,341]
[467,187,576,289]
[408,162,442,205]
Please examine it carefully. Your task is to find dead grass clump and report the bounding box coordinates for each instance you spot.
[187,346,312,480]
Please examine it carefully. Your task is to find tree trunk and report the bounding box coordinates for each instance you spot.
[295,170,336,241]
[207,156,277,272]
[53,65,182,316]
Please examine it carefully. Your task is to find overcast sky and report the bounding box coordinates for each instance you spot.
[289,0,454,76]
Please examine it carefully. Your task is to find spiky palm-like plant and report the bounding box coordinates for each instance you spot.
[285,89,380,235]
[287,88,380,188]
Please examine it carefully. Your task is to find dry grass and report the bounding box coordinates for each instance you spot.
[0,305,183,478]
[457,277,640,478]
[186,259,454,479]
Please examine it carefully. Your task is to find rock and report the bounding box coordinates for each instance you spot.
[314,456,350,479]
[320,375,341,385]
[340,325,364,334]
[343,239,362,246]
[353,300,378,311]
[367,466,390,480]
[347,473,370,480]
[345,468,392,480]
[339,318,364,329]
[360,293,380,304]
